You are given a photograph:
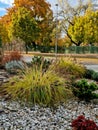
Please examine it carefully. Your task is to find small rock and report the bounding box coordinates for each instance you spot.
[0,109,4,113]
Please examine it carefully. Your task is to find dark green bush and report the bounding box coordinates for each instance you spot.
[84,69,95,79]
[85,69,98,81]
[73,79,98,102]
[92,72,98,81]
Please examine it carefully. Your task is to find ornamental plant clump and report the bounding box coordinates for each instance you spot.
[2,51,22,64]
[73,79,98,102]
[72,79,98,102]
[71,115,98,130]
[84,69,98,81]
[53,58,86,78]
[1,66,72,106]
[2,51,25,74]
[31,56,52,70]
[92,72,98,81]
[84,69,95,79]
[5,60,25,74]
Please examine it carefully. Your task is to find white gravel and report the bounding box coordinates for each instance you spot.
[0,98,98,130]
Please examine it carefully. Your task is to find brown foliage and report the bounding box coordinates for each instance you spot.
[2,51,22,65]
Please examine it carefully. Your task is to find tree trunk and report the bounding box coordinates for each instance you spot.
[32,41,36,51]
[77,41,81,46]
[66,32,81,46]
[25,43,28,54]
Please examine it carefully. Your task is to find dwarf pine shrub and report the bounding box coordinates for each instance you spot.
[73,79,98,102]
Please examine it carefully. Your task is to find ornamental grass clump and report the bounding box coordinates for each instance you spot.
[53,58,86,78]
[1,66,72,106]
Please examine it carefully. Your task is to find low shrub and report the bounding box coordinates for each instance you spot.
[71,115,98,130]
[31,56,52,69]
[5,60,25,74]
[84,69,95,79]
[92,72,98,81]
[84,69,98,81]
[2,66,72,106]
[2,51,22,65]
[72,79,98,102]
[31,56,42,65]
[2,55,10,65]
[1,51,24,74]
[9,51,22,61]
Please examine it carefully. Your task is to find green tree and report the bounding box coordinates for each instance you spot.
[5,0,54,46]
[0,21,9,45]
[68,16,85,46]
[58,0,95,46]
[11,7,40,53]
[68,10,98,46]
[84,10,98,45]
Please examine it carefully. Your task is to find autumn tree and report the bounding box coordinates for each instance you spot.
[68,16,85,46]
[0,21,8,62]
[6,0,54,46]
[84,10,98,45]
[11,7,40,53]
[0,0,54,52]
[0,20,9,45]
[68,10,98,46]
[58,0,96,46]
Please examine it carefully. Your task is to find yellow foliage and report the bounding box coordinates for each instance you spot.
[2,66,72,106]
